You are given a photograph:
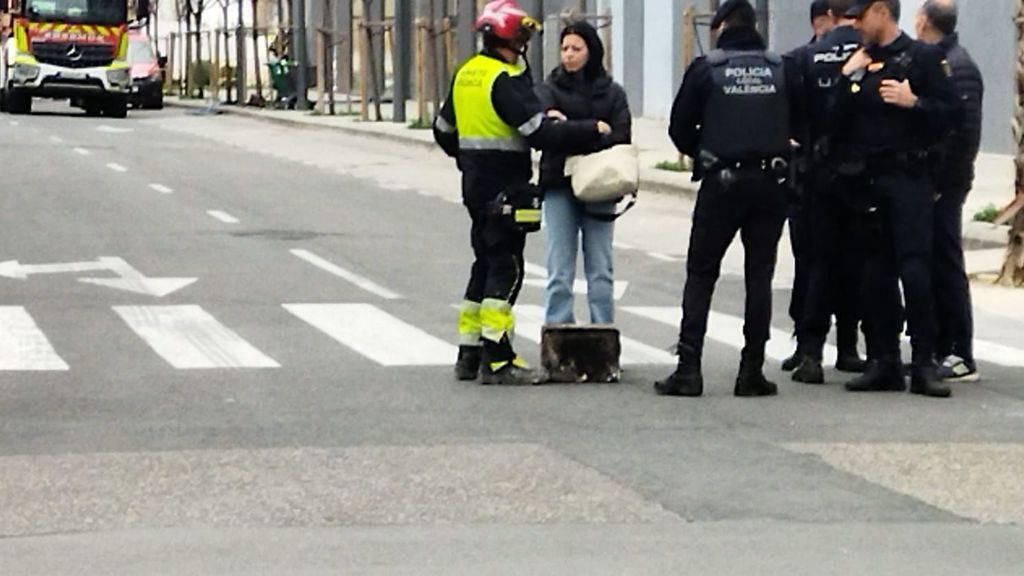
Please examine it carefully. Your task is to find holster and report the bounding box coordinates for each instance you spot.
[494,183,543,233]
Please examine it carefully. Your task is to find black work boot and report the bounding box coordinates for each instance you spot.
[454,345,482,381]
[734,354,778,397]
[835,325,867,373]
[792,356,825,385]
[655,364,704,397]
[845,358,906,392]
[481,361,546,386]
[781,349,801,372]
[910,362,952,398]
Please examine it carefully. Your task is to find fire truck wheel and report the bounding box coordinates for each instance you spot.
[6,90,31,115]
[104,97,128,119]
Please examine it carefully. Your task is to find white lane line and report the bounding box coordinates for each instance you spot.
[612,241,636,250]
[114,305,280,369]
[49,135,64,143]
[524,261,549,278]
[901,335,1024,368]
[0,307,70,371]
[149,183,173,194]
[623,306,839,364]
[73,147,92,156]
[9,121,20,127]
[647,252,684,262]
[207,210,240,224]
[290,249,401,300]
[973,340,1024,368]
[284,304,457,367]
[515,305,676,366]
[106,163,128,173]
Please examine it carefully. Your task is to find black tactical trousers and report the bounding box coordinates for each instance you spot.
[677,170,788,368]
[796,171,868,359]
[787,200,811,338]
[861,170,938,365]
[465,203,527,363]
[933,186,974,362]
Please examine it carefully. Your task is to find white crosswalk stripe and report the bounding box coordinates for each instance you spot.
[623,306,840,364]
[514,305,677,366]
[0,307,69,371]
[114,306,280,369]
[284,303,457,366]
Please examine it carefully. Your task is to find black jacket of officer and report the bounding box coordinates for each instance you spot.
[792,24,862,158]
[933,33,983,193]
[833,32,960,160]
[668,25,805,178]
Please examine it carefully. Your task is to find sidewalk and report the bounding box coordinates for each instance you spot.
[166,96,1014,256]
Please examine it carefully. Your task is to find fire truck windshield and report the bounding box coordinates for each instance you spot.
[25,0,127,24]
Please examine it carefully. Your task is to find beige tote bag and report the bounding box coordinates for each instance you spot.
[564,144,639,220]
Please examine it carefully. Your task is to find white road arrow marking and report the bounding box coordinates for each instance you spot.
[0,258,196,298]
[0,260,108,280]
[79,257,197,297]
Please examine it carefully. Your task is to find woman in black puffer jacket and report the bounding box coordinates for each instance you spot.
[537,20,632,325]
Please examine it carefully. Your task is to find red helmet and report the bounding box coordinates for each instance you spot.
[475,0,542,43]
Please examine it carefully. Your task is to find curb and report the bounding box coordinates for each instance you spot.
[165,98,1004,248]
[166,98,700,200]
[166,98,439,152]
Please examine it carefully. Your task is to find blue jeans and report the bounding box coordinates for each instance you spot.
[543,187,616,324]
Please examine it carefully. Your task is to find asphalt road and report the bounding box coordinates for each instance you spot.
[1,101,1022,575]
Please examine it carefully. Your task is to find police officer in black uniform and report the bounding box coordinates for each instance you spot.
[781,0,837,374]
[834,0,960,398]
[656,0,804,398]
[787,0,869,384]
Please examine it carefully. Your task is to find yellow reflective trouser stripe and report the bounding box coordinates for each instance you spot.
[458,300,482,346]
[480,298,515,344]
[515,209,542,224]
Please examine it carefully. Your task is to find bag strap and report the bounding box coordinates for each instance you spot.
[581,192,637,222]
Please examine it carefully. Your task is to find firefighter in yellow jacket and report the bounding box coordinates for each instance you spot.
[433,0,609,385]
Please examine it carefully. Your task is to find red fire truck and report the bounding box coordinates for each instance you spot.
[0,0,149,117]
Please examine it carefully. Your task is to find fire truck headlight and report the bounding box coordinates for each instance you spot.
[13,63,40,81]
[107,67,130,85]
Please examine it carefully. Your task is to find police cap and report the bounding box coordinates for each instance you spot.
[810,0,829,19]
[845,0,883,18]
[711,0,756,30]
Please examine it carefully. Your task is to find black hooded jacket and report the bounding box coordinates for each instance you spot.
[535,21,632,190]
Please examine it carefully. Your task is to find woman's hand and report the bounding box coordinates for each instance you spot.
[596,121,612,135]
[546,109,568,122]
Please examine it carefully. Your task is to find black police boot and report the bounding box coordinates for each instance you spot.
[454,345,481,381]
[792,355,825,385]
[734,354,778,398]
[781,349,801,372]
[654,364,704,397]
[835,325,867,373]
[656,343,703,397]
[910,362,952,399]
[845,358,906,392]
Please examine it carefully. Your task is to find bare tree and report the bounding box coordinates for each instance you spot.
[1001,0,1024,286]
[251,0,265,103]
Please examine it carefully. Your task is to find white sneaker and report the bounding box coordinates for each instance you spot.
[937,355,980,383]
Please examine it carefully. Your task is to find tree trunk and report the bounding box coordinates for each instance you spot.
[1002,0,1024,286]
[195,0,204,98]
[252,0,264,101]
